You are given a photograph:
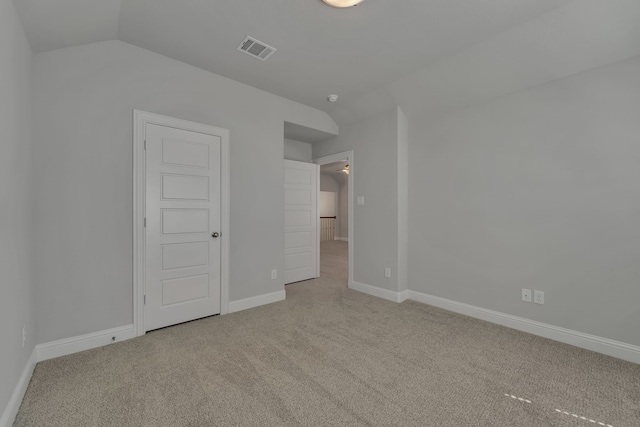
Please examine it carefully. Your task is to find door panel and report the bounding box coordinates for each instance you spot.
[285,231,311,249]
[161,274,209,306]
[161,138,210,168]
[285,188,311,205]
[285,210,311,227]
[145,123,221,331]
[161,209,209,234]
[284,160,318,284]
[161,242,209,270]
[162,174,209,200]
[286,252,312,270]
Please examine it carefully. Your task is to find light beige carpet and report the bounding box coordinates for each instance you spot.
[15,241,640,426]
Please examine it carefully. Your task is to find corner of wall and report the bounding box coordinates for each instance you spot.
[397,108,409,292]
[0,0,37,425]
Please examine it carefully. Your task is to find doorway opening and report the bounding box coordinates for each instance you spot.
[314,151,354,288]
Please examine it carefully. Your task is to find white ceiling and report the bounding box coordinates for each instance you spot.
[331,0,640,124]
[14,0,121,53]
[14,0,640,125]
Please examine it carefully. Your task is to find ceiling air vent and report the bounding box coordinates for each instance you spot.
[237,36,277,61]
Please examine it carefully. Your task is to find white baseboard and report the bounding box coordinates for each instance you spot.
[3,326,136,425]
[36,324,135,362]
[334,237,348,242]
[350,281,408,303]
[0,348,36,427]
[407,290,640,364]
[228,290,286,314]
[348,282,640,363]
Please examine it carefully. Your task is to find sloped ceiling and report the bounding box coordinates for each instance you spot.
[14,0,640,125]
[332,0,640,124]
[321,161,349,185]
[14,0,121,53]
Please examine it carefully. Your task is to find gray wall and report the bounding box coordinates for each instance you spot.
[284,138,312,162]
[32,40,337,344]
[408,56,640,346]
[320,174,339,193]
[0,0,36,416]
[314,109,399,291]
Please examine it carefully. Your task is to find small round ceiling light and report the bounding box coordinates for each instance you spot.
[322,0,365,8]
[328,94,339,102]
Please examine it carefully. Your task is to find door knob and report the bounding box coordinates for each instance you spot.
[211,232,220,238]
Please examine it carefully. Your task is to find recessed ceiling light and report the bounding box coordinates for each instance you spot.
[322,0,365,8]
[328,94,339,102]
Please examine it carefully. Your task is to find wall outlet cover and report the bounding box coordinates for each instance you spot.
[522,289,532,302]
[534,290,545,305]
[271,269,277,280]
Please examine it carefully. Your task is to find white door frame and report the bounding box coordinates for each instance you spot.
[313,150,354,288]
[133,110,230,337]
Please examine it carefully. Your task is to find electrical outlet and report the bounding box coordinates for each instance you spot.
[357,196,365,206]
[522,289,532,302]
[271,269,277,280]
[385,267,391,278]
[534,290,545,305]
[22,325,26,348]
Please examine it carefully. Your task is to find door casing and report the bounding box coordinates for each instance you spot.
[133,110,230,337]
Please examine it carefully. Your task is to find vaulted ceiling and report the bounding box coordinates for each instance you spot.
[14,0,640,125]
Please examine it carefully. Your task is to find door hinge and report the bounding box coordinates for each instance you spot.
[144,295,146,305]
[144,217,146,227]
[144,140,147,150]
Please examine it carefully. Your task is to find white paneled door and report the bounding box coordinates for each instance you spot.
[145,123,221,331]
[284,160,319,284]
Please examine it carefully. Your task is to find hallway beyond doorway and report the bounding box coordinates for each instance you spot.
[320,240,348,287]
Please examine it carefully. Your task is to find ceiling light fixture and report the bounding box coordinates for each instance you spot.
[322,0,364,8]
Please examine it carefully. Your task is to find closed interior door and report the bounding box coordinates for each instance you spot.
[145,123,221,331]
[284,160,319,284]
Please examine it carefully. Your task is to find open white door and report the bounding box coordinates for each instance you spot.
[145,123,222,331]
[284,160,319,284]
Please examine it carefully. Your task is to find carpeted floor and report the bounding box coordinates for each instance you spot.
[15,241,640,426]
